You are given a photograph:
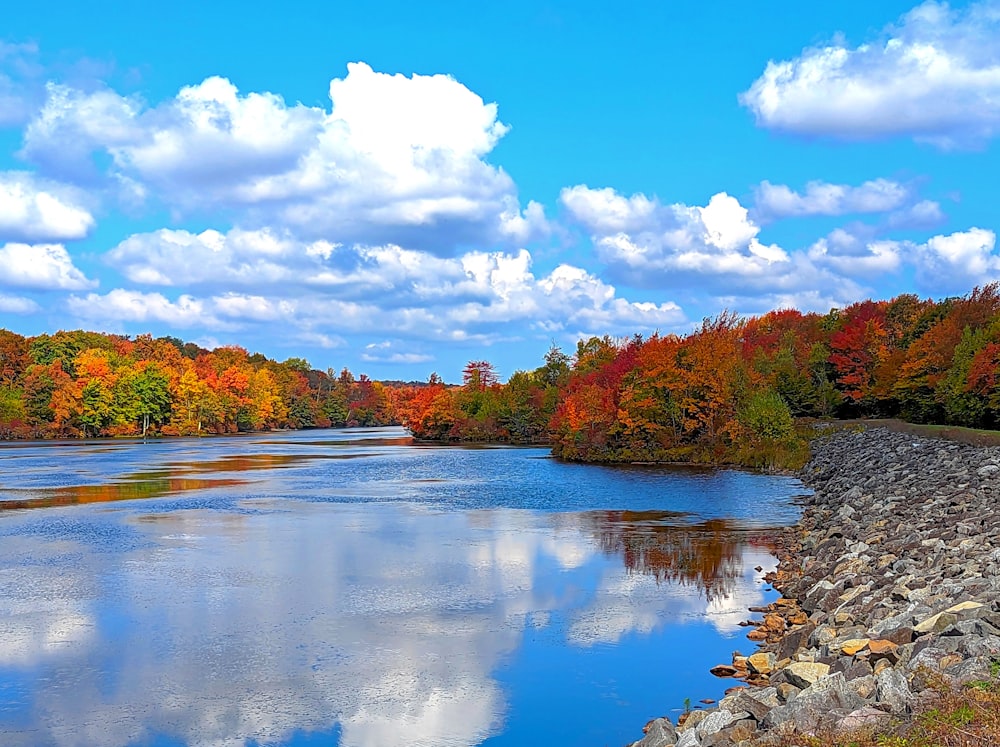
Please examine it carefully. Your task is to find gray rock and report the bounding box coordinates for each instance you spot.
[961,633,1000,658]
[837,706,892,731]
[640,428,1000,743]
[632,718,678,747]
[949,656,998,682]
[762,673,864,733]
[678,710,708,733]
[908,644,960,672]
[696,709,745,739]
[850,674,878,699]
[675,729,701,747]
[876,667,911,714]
[728,692,772,722]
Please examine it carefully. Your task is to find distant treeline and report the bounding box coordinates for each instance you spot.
[0,331,401,438]
[395,284,1000,468]
[4,284,1000,468]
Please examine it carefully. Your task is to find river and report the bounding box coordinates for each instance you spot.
[0,427,806,747]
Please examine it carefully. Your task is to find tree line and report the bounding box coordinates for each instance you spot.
[3,284,1000,467]
[0,331,398,438]
[395,284,1000,467]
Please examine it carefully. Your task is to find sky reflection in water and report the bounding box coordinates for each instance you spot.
[0,428,807,747]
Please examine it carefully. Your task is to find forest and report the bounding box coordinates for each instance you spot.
[3,283,1000,468]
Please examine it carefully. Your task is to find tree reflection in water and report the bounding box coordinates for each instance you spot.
[584,510,775,601]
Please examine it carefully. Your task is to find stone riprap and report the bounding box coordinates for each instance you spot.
[629,426,1000,747]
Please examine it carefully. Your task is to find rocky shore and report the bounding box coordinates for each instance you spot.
[630,426,1000,747]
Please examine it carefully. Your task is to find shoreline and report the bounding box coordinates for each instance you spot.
[629,425,1000,747]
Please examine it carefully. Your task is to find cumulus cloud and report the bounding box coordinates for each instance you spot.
[107,228,309,287]
[78,243,686,346]
[740,0,1000,147]
[0,294,40,314]
[22,63,548,253]
[0,172,95,242]
[66,289,220,329]
[21,82,144,181]
[98,226,685,342]
[807,227,904,278]
[886,199,946,230]
[561,184,978,313]
[916,227,999,292]
[362,341,434,365]
[801,225,1000,296]
[753,178,911,221]
[0,243,95,290]
[561,186,825,295]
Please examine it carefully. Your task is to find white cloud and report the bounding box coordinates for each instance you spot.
[66,289,221,328]
[0,172,95,242]
[0,243,95,290]
[713,289,859,317]
[886,199,946,230]
[22,82,143,180]
[2,498,778,747]
[23,63,548,253]
[0,294,39,313]
[740,1,1000,147]
[797,226,1000,296]
[361,341,435,365]
[563,182,1000,314]
[117,76,321,195]
[916,227,999,291]
[562,186,815,294]
[99,226,686,342]
[559,186,661,235]
[808,228,904,278]
[107,228,304,286]
[754,178,911,221]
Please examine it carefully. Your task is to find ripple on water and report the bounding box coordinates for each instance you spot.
[0,427,805,747]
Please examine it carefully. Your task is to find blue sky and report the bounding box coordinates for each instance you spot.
[1,0,999,381]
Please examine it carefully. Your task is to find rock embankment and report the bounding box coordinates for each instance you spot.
[630,426,1000,747]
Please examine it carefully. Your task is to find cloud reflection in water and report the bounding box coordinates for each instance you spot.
[0,499,777,747]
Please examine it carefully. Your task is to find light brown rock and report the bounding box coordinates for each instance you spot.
[764,613,786,633]
[946,601,984,614]
[776,682,800,702]
[914,611,957,635]
[784,661,831,688]
[748,652,776,675]
[839,638,870,656]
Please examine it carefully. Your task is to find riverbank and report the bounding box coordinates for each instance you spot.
[629,425,1000,747]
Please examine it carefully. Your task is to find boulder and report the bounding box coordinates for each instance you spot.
[728,692,772,722]
[914,611,959,635]
[632,717,678,747]
[876,667,912,714]
[678,709,708,733]
[837,706,892,731]
[762,673,864,733]
[747,652,776,675]
[838,638,870,656]
[784,662,830,689]
[696,709,747,739]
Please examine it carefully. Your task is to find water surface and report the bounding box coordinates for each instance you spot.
[0,427,806,747]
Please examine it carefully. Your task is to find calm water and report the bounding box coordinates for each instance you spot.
[0,427,806,747]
